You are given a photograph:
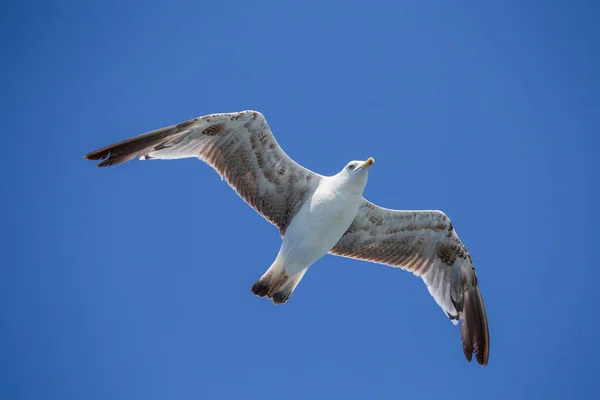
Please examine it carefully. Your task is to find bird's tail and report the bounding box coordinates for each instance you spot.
[251,260,307,304]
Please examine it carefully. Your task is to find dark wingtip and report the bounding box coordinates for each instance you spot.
[83,149,137,168]
[83,149,114,167]
[460,286,490,366]
[83,116,200,168]
[83,151,107,161]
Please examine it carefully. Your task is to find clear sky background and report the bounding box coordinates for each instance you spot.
[2,1,598,399]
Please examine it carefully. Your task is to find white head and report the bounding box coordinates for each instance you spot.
[336,157,374,194]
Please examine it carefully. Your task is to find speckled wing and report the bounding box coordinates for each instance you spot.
[330,200,490,366]
[84,111,322,235]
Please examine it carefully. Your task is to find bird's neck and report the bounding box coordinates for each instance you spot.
[329,174,366,196]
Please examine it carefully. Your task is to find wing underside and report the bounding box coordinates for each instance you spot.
[330,200,490,365]
[84,111,322,235]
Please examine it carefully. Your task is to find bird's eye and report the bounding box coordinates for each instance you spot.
[348,164,355,170]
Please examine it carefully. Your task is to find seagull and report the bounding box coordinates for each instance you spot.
[84,110,490,366]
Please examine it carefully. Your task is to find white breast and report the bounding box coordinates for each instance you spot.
[279,178,363,269]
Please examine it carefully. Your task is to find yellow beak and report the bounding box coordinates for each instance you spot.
[361,157,375,169]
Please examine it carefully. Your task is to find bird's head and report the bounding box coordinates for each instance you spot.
[337,157,374,193]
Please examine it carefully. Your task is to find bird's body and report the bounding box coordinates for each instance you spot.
[279,178,363,274]
[257,163,370,302]
[84,110,490,366]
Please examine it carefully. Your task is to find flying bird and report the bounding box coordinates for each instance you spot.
[84,110,489,366]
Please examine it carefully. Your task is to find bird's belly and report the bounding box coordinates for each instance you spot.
[281,191,360,267]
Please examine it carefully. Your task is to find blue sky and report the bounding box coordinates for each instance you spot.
[2,1,598,399]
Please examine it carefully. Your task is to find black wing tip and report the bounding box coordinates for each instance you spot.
[83,151,103,160]
[463,344,473,362]
[83,151,111,167]
[460,286,490,366]
[476,350,488,366]
[462,340,488,366]
[83,149,137,168]
[83,151,106,167]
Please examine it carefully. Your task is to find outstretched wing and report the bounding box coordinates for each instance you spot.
[84,110,322,235]
[330,200,490,365]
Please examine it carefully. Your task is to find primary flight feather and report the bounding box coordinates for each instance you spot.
[84,110,490,366]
